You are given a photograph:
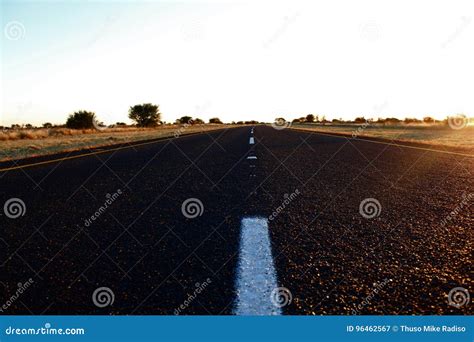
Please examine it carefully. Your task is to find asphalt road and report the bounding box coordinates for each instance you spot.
[0,126,472,315]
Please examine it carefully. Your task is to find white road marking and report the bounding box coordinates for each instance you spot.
[234,217,281,315]
[247,156,257,160]
[249,137,255,144]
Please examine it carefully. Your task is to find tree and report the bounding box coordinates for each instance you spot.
[128,103,160,127]
[354,117,367,124]
[178,116,193,124]
[423,116,435,124]
[43,122,53,128]
[209,117,223,124]
[194,118,205,124]
[66,110,96,129]
[306,114,315,123]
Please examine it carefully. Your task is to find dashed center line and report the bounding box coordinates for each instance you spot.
[234,217,281,315]
[249,137,255,144]
[246,156,257,160]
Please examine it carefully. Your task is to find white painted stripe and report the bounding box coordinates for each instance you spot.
[246,156,257,160]
[249,137,255,144]
[234,217,281,315]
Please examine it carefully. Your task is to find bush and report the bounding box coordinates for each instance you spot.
[128,103,160,127]
[209,117,223,124]
[178,116,193,124]
[66,111,96,129]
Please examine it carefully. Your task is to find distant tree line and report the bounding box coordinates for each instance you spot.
[3,104,472,130]
[280,114,470,125]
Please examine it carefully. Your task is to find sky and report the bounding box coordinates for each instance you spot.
[1,0,473,126]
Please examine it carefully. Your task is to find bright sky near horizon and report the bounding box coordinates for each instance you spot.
[1,0,473,126]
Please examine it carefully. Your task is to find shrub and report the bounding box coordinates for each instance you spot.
[66,111,96,129]
[209,117,223,124]
[178,116,193,124]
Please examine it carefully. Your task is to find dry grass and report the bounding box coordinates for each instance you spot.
[0,125,232,161]
[291,123,474,151]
